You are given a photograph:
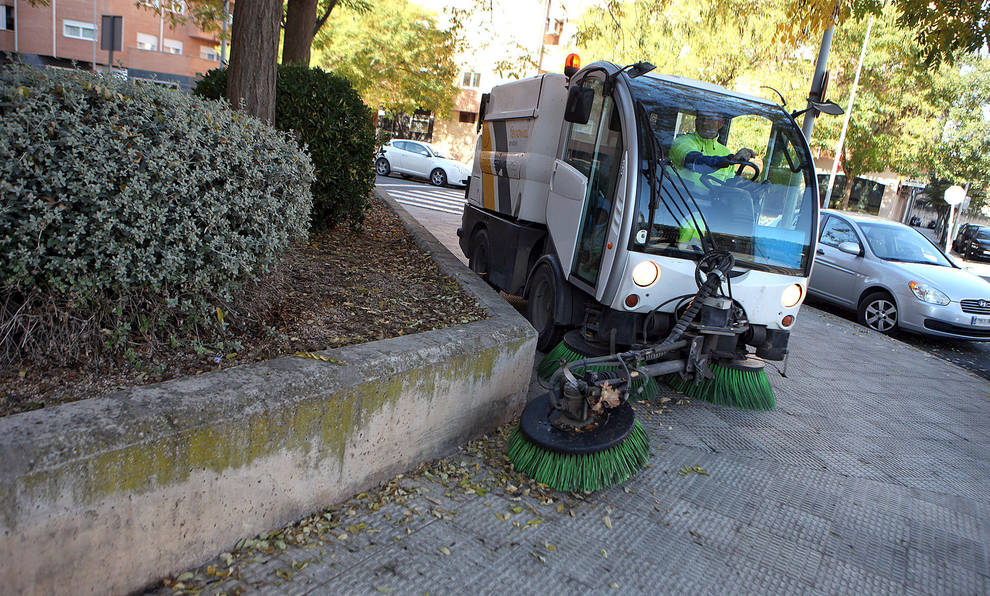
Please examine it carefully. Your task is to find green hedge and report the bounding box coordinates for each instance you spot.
[195,65,377,230]
[0,64,314,363]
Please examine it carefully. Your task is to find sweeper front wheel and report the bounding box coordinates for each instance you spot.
[507,393,650,492]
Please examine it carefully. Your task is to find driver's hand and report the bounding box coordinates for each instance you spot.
[733,147,756,161]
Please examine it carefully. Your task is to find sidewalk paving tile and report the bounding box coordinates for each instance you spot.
[149,302,990,594]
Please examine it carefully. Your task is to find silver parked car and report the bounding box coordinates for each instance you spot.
[808,210,990,340]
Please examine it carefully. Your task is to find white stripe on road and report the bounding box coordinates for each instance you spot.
[389,190,465,209]
[377,182,467,215]
[377,183,465,197]
[390,194,464,215]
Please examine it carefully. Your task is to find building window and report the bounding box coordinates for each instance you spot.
[63,19,96,41]
[200,45,219,61]
[461,72,480,88]
[1,5,14,31]
[137,33,158,51]
[163,38,183,54]
[458,111,476,124]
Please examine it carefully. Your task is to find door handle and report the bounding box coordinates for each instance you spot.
[816,248,825,256]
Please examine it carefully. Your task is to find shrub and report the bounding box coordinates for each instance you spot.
[195,65,377,230]
[0,63,315,365]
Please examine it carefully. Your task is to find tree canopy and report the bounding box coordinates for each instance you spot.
[756,0,988,67]
[312,0,460,116]
[574,0,990,210]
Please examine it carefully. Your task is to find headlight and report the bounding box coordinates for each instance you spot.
[632,260,660,287]
[908,281,950,305]
[781,284,804,308]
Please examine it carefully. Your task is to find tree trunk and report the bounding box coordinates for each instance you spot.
[227,0,281,124]
[839,178,853,210]
[282,0,317,66]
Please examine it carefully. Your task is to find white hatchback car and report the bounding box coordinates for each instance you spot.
[375,140,471,187]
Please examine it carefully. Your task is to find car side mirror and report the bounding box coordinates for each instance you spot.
[810,99,844,116]
[564,85,595,124]
[838,241,861,256]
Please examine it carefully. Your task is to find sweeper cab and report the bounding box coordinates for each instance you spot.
[458,58,822,491]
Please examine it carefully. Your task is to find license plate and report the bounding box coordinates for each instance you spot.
[972,316,990,327]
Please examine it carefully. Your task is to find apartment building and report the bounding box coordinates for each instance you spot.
[0,0,222,90]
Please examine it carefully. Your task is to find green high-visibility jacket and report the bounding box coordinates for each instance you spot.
[669,132,733,186]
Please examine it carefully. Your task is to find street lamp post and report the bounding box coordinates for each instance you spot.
[801,26,834,143]
[944,185,966,252]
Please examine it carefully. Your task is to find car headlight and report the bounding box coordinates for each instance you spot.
[632,260,660,287]
[781,284,804,308]
[908,281,950,306]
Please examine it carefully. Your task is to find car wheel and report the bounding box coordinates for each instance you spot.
[526,264,566,352]
[858,291,898,335]
[375,158,391,176]
[469,228,494,287]
[430,168,448,187]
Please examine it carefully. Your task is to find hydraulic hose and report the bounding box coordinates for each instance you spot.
[657,250,734,348]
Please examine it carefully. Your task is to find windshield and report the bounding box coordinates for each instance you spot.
[977,229,990,240]
[859,222,952,266]
[627,76,816,275]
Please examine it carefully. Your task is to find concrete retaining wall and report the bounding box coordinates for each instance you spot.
[0,193,537,595]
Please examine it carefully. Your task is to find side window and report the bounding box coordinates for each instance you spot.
[393,141,408,151]
[820,217,858,248]
[410,143,430,157]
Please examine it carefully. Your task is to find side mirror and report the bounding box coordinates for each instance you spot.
[564,85,594,124]
[810,99,844,116]
[838,241,861,256]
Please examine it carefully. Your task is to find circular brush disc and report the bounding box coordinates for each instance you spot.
[518,392,636,455]
[560,329,612,358]
[719,356,766,372]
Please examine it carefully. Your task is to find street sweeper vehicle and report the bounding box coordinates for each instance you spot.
[458,58,824,492]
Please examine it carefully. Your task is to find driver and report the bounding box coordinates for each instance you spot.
[669,110,755,187]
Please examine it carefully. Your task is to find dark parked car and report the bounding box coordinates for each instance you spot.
[909,215,922,227]
[960,226,990,262]
[952,224,984,254]
[926,219,937,229]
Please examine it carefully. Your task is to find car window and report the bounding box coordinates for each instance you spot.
[408,143,430,157]
[977,228,990,240]
[859,222,952,266]
[820,217,859,248]
[392,141,408,151]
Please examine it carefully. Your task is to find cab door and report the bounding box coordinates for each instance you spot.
[552,75,625,294]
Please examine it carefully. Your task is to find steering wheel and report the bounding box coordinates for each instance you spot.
[732,159,760,180]
[699,172,758,191]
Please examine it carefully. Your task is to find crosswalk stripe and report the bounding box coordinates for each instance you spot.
[389,190,465,209]
[377,183,464,199]
[389,193,464,215]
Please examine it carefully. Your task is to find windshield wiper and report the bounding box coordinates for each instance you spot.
[634,101,715,254]
[884,257,947,266]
